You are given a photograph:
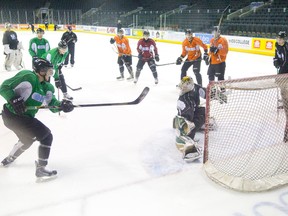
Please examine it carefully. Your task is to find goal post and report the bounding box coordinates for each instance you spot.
[203,73,288,192]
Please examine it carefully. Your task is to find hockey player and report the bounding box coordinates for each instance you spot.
[273,31,288,142]
[0,57,74,179]
[274,31,288,74]
[205,26,229,82]
[173,76,208,161]
[110,28,134,80]
[28,28,50,58]
[135,30,160,84]
[176,29,208,86]
[61,26,77,67]
[42,40,73,100]
[2,22,23,71]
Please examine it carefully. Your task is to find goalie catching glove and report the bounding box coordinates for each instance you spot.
[59,99,74,113]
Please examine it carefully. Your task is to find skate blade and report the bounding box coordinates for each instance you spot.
[36,175,57,183]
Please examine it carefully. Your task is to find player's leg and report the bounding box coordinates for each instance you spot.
[192,57,202,86]
[181,61,193,80]
[207,64,216,82]
[69,44,75,66]
[124,55,133,80]
[215,62,226,81]
[4,50,16,71]
[134,60,145,84]
[148,59,158,84]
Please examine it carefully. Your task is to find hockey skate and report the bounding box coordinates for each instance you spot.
[154,78,159,84]
[134,78,138,84]
[63,92,73,100]
[35,161,57,182]
[1,155,16,166]
[116,75,124,81]
[126,73,134,81]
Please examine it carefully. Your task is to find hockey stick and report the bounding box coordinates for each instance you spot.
[155,62,176,67]
[217,4,231,30]
[27,87,150,110]
[66,84,82,91]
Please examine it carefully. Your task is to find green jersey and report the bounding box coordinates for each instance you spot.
[0,70,61,117]
[42,48,68,80]
[28,37,50,58]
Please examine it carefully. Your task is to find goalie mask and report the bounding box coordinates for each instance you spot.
[178,76,195,95]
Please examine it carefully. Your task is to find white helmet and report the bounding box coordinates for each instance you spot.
[5,22,11,29]
[178,76,194,95]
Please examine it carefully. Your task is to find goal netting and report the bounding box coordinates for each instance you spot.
[204,73,288,192]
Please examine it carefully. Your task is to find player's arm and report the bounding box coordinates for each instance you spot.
[28,40,37,57]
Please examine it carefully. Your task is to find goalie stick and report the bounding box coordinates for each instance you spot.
[26,87,150,110]
[66,84,82,91]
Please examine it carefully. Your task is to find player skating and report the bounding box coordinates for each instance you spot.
[205,26,229,82]
[42,40,73,100]
[61,26,77,67]
[134,30,160,84]
[176,29,208,86]
[2,22,23,71]
[0,57,74,180]
[28,28,50,59]
[110,28,134,80]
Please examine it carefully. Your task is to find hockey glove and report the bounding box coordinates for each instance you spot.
[55,79,62,88]
[110,38,115,44]
[155,54,160,62]
[210,46,219,54]
[203,51,210,65]
[138,53,143,60]
[273,58,280,69]
[176,57,183,65]
[10,96,25,114]
[60,99,74,113]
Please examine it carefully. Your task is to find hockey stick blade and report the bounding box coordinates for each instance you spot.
[27,87,150,110]
[66,84,82,91]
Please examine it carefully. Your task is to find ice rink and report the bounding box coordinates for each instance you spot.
[0,30,287,216]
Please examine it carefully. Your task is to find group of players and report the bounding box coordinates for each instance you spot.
[0,23,78,179]
[1,22,287,179]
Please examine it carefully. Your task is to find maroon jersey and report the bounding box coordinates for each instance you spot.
[137,38,158,61]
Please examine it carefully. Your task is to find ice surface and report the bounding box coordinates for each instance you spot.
[0,30,286,216]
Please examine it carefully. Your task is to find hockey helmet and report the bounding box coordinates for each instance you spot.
[143,30,150,36]
[4,22,11,29]
[118,28,124,34]
[67,26,72,31]
[277,31,287,39]
[36,28,44,34]
[185,29,193,35]
[178,76,195,95]
[33,57,53,74]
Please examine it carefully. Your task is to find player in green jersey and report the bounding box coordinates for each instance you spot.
[28,28,50,58]
[0,57,74,179]
[42,40,73,100]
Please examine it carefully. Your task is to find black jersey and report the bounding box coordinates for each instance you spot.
[177,84,206,122]
[275,42,288,74]
[61,31,77,45]
[2,30,19,50]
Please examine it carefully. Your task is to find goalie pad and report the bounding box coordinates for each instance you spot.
[14,49,23,70]
[4,50,16,70]
[175,135,202,162]
[173,115,195,136]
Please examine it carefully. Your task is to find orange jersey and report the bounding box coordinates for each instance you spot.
[181,37,208,61]
[209,36,229,65]
[114,35,131,56]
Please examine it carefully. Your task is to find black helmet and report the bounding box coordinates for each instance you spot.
[33,57,53,73]
[185,29,192,34]
[143,30,150,36]
[118,28,124,34]
[278,31,287,39]
[58,40,68,49]
[212,26,221,34]
[36,28,44,34]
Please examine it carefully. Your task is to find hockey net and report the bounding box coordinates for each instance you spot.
[204,73,288,192]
